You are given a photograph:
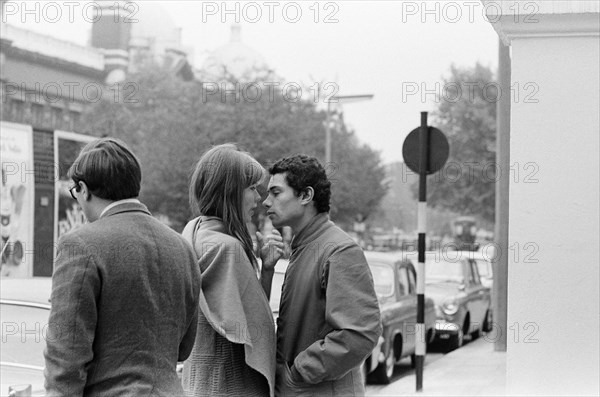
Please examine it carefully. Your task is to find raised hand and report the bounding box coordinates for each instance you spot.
[257,228,285,272]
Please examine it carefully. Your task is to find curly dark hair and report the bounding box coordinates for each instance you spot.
[268,154,331,213]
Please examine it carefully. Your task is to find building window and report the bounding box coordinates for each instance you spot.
[51,107,63,129]
[31,103,44,127]
[69,111,81,131]
[11,99,25,123]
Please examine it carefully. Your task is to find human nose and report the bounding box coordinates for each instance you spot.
[262,196,271,208]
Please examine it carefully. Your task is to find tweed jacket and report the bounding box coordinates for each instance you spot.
[181,216,276,397]
[44,201,201,397]
[275,213,382,396]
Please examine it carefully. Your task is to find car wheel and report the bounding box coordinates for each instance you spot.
[372,345,395,384]
[483,309,493,332]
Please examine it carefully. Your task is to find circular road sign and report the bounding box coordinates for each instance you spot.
[402,126,449,175]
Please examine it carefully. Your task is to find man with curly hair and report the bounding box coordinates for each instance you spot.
[262,154,381,396]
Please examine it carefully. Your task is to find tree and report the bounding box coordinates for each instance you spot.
[329,117,388,226]
[417,63,497,226]
[81,65,387,231]
[81,66,213,230]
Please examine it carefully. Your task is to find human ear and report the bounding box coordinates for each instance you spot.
[79,181,91,201]
[300,187,314,205]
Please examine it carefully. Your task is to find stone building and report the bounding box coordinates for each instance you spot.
[0,1,194,277]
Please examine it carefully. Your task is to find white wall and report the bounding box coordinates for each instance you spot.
[507,33,599,396]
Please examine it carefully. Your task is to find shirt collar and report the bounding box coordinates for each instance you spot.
[100,198,141,218]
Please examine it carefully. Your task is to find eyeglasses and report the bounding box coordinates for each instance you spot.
[68,184,79,200]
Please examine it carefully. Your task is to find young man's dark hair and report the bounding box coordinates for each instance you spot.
[68,137,141,201]
[268,154,331,213]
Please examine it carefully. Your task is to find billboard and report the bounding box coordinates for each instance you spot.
[0,122,35,277]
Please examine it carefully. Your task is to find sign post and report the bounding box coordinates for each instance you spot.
[402,112,449,392]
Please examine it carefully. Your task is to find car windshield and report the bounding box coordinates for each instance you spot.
[368,262,394,297]
[0,302,49,368]
[425,259,464,283]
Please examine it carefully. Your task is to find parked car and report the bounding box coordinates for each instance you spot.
[1,277,52,397]
[471,251,494,289]
[403,251,493,351]
[0,276,195,395]
[363,251,436,384]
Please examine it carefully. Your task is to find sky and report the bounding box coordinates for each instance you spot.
[3,0,500,164]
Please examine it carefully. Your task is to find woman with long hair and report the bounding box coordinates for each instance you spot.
[182,143,283,397]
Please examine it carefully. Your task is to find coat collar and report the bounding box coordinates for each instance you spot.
[185,216,228,239]
[99,201,151,219]
[196,216,227,233]
[291,212,331,250]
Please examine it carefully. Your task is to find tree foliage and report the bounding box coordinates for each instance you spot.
[82,65,387,230]
[417,63,497,225]
[329,118,388,226]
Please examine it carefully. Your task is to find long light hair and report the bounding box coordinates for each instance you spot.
[189,143,265,266]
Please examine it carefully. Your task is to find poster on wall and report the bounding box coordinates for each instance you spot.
[0,122,35,278]
[54,131,95,246]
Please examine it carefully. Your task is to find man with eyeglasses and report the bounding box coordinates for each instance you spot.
[44,137,201,397]
[67,184,78,200]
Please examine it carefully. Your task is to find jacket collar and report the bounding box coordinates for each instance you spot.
[99,198,141,218]
[99,201,151,219]
[188,215,261,277]
[291,212,331,250]
[186,216,228,237]
[197,216,227,233]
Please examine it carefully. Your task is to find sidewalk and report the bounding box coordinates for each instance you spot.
[368,338,506,396]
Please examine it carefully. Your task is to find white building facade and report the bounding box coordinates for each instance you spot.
[484,1,599,395]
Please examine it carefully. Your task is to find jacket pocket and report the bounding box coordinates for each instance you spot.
[284,362,306,388]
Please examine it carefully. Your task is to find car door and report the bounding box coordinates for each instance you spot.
[462,258,480,332]
[473,259,491,323]
[475,258,493,289]
[466,259,487,328]
[0,300,49,395]
[370,261,400,343]
[407,263,435,342]
[397,264,417,355]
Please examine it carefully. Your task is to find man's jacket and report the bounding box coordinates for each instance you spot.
[44,202,201,396]
[276,213,382,396]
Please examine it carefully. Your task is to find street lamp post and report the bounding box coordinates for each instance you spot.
[325,94,374,165]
